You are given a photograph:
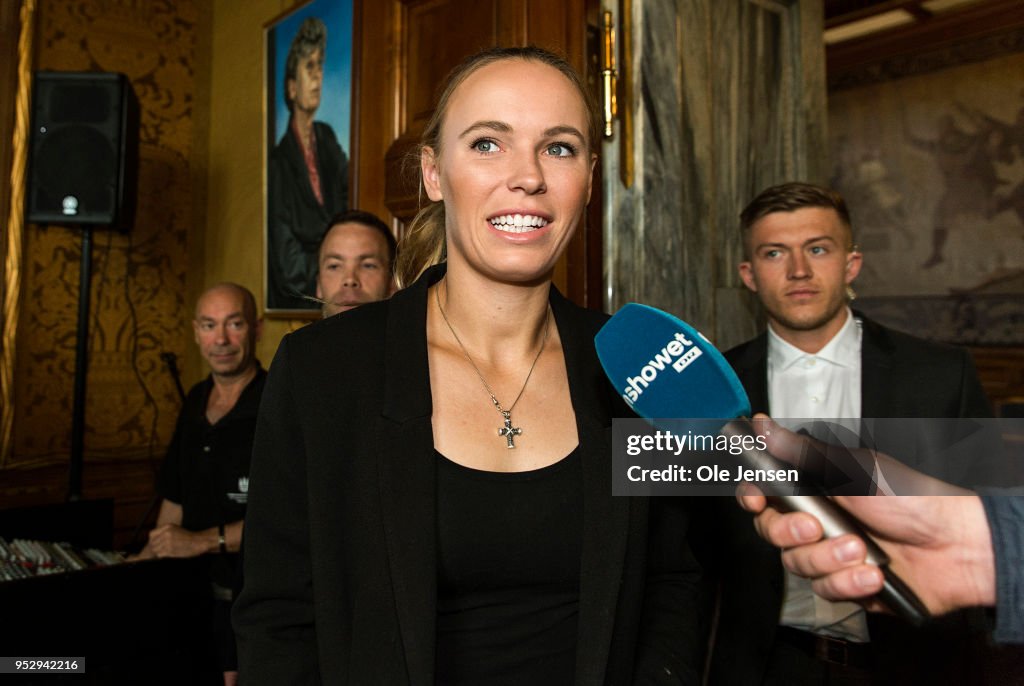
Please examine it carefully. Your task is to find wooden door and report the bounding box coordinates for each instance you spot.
[353,0,602,306]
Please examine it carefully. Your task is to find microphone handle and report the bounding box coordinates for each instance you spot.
[720,419,931,626]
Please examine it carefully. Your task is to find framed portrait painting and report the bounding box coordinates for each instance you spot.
[264,0,354,315]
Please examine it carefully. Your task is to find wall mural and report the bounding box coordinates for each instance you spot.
[829,50,1024,345]
[9,0,196,468]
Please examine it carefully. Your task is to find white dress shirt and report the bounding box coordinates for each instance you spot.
[767,308,871,642]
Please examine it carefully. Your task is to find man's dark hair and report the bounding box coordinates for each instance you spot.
[740,182,854,257]
[319,210,397,273]
[284,17,327,113]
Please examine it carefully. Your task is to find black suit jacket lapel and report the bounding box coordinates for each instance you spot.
[730,333,770,415]
[376,265,443,686]
[551,293,631,686]
[858,314,894,419]
[725,334,784,605]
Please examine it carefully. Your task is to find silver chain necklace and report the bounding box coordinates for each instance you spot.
[435,280,550,449]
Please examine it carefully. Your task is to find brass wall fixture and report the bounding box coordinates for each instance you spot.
[617,0,633,188]
[601,10,617,140]
[602,3,634,188]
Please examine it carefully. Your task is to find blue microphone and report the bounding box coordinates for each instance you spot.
[595,303,930,626]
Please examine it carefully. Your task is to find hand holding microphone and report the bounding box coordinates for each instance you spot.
[734,422,997,618]
[595,303,932,625]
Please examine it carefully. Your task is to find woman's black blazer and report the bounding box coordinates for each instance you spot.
[233,264,706,685]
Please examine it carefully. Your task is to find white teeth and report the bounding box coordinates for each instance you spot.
[489,214,549,233]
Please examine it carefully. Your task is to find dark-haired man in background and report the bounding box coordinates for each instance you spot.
[268,16,349,310]
[705,182,992,685]
[315,210,396,317]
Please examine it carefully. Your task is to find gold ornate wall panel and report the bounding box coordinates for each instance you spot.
[1,0,34,469]
[7,0,197,470]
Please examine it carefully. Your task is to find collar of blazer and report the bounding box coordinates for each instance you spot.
[379,262,616,430]
[727,310,896,417]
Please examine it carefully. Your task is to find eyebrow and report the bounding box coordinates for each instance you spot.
[755,235,839,251]
[459,120,512,139]
[196,312,244,322]
[322,252,384,262]
[543,125,586,142]
[457,121,587,143]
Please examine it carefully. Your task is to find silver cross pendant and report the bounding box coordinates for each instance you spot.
[498,410,522,449]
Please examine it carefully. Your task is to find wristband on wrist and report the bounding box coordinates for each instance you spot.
[218,523,227,554]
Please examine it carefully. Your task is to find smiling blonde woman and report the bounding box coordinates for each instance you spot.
[234,46,707,685]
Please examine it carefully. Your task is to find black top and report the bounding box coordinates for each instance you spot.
[157,367,266,586]
[435,448,582,685]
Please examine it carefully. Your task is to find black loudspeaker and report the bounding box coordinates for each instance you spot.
[26,71,139,229]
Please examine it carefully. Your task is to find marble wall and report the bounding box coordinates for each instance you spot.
[603,0,826,351]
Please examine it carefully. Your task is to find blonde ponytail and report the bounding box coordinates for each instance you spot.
[395,202,446,289]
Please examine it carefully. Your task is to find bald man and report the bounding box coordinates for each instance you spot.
[135,283,264,686]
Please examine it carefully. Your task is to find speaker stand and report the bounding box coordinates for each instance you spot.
[68,225,93,502]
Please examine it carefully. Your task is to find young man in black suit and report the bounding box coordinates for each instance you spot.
[705,182,993,685]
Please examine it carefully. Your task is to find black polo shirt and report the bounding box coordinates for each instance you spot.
[157,366,266,586]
